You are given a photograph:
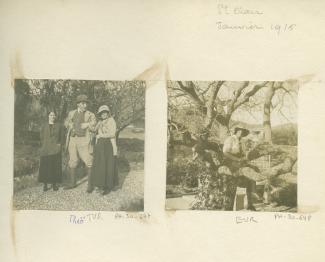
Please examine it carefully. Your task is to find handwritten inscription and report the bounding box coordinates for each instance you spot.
[218,4,263,15]
[235,216,258,224]
[114,212,151,220]
[216,21,297,35]
[216,3,297,35]
[216,21,264,31]
[271,23,297,35]
[69,212,102,224]
[274,213,312,222]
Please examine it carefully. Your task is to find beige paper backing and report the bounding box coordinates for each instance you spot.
[1,0,325,261]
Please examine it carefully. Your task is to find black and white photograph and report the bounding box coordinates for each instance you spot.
[166,81,298,212]
[13,79,145,211]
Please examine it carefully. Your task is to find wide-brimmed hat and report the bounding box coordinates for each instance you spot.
[97,105,110,115]
[234,126,250,137]
[76,94,89,104]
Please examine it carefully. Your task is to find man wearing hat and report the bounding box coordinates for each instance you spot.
[223,126,257,210]
[64,94,97,191]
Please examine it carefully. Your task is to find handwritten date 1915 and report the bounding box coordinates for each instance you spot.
[271,23,297,35]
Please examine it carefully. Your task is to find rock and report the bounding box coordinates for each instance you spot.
[277,172,297,184]
[241,167,266,181]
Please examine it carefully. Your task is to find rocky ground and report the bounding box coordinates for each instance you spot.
[13,163,144,211]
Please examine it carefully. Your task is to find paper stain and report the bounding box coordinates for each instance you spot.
[10,50,25,88]
[10,198,18,260]
[297,205,319,213]
[282,74,315,90]
[165,61,171,81]
[294,74,315,84]
[134,59,169,83]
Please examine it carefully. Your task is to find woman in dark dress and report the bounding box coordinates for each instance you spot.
[38,111,63,191]
[91,105,118,195]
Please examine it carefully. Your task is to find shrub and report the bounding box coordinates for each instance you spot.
[191,165,237,210]
[14,174,39,193]
[14,157,39,178]
[118,138,144,152]
[167,159,187,185]
[272,124,297,146]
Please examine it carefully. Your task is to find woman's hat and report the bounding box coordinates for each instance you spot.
[97,105,110,115]
[234,126,250,137]
[76,94,89,104]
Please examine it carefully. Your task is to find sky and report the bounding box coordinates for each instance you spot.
[169,81,298,127]
[223,82,297,126]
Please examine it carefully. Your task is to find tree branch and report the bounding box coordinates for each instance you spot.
[177,81,205,107]
[233,81,268,110]
[227,81,250,113]
[204,81,225,129]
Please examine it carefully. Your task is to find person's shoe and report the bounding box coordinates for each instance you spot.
[87,187,94,193]
[43,184,49,192]
[112,186,119,192]
[86,167,94,193]
[53,184,59,191]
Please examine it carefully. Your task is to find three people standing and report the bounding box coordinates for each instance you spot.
[39,94,118,195]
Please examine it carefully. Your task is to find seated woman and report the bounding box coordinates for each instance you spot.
[90,105,118,195]
[222,126,257,211]
[38,111,64,191]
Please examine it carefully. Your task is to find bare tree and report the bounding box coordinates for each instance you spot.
[168,80,297,176]
[262,81,298,143]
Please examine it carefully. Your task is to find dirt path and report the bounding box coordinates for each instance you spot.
[13,165,144,211]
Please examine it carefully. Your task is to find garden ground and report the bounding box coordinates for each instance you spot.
[13,127,144,211]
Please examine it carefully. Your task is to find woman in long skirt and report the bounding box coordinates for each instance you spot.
[38,111,63,191]
[91,105,118,195]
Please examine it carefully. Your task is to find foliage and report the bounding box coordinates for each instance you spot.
[14,157,39,178]
[272,124,297,146]
[14,174,39,193]
[14,143,40,178]
[118,138,144,152]
[191,160,237,210]
[13,136,143,194]
[167,158,189,186]
[14,79,146,136]
[167,157,203,188]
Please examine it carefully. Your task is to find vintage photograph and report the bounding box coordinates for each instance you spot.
[166,81,298,212]
[13,80,145,211]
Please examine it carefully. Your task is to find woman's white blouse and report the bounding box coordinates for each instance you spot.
[222,135,241,155]
[98,117,117,137]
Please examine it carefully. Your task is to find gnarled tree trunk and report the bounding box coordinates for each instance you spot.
[263,83,275,143]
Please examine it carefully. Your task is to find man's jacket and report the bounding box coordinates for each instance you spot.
[64,109,97,153]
